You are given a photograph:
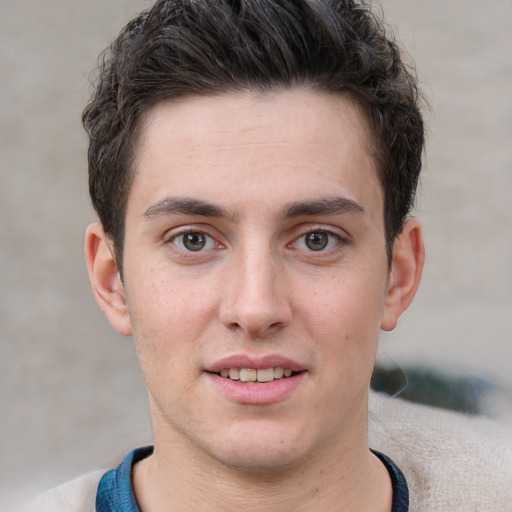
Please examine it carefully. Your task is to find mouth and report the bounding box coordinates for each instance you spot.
[205,358,307,403]
[214,367,298,383]
[205,355,307,403]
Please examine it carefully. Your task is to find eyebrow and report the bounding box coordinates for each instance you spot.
[282,197,365,218]
[143,197,232,219]
[142,196,364,221]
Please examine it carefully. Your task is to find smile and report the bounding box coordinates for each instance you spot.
[207,363,307,403]
[218,367,295,383]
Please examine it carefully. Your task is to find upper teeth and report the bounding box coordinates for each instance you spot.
[220,367,293,382]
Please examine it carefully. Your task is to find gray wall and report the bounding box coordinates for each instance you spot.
[1,0,511,503]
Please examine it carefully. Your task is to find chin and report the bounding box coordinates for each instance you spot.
[205,424,310,474]
[214,449,302,475]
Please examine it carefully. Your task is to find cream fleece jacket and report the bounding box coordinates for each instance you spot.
[21,392,512,512]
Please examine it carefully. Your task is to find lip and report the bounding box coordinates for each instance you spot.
[204,354,308,405]
[206,354,306,373]
[205,371,307,405]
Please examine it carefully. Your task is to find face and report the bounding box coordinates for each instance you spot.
[92,90,417,473]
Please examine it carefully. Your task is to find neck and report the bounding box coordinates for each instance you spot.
[133,414,392,512]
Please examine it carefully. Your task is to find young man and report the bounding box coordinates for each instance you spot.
[27,1,512,511]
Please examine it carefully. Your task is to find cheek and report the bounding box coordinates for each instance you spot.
[127,260,219,324]
[124,266,219,372]
[299,267,388,356]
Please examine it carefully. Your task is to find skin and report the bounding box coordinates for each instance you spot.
[85,89,424,511]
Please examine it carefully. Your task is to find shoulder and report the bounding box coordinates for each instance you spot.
[19,468,105,512]
[369,391,512,512]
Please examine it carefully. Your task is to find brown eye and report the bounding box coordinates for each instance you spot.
[172,231,216,252]
[293,230,341,252]
[305,232,329,251]
[182,232,207,251]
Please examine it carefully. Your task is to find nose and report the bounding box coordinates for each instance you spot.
[219,247,292,338]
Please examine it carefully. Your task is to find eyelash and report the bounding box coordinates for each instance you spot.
[168,229,221,253]
[167,226,346,256]
[290,228,345,253]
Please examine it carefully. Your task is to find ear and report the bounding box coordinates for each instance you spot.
[381,218,424,331]
[84,222,132,336]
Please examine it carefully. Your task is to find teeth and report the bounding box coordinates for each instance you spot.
[228,368,240,380]
[218,367,296,382]
[239,369,257,382]
[256,368,274,382]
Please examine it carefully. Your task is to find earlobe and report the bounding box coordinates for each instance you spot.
[84,222,132,336]
[381,218,424,332]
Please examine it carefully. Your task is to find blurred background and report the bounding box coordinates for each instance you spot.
[1,0,511,504]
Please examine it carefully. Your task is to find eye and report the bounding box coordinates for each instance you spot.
[295,231,341,252]
[172,231,217,252]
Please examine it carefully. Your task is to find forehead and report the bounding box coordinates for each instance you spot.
[129,89,381,218]
[138,89,374,158]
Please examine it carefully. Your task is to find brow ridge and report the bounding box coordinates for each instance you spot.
[282,197,365,218]
[143,197,230,219]
[142,195,364,221]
